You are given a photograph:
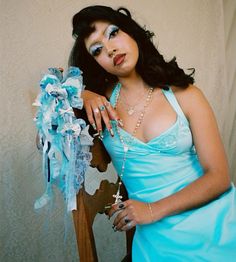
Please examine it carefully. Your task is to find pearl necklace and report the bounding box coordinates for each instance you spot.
[112,83,154,204]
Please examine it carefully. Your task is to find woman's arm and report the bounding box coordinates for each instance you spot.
[151,85,230,221]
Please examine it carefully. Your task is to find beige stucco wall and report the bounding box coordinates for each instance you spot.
[1,0,235,261]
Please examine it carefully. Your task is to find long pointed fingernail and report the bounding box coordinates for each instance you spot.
[117,119,124,127]
[109,128,114,137]
[99,130,104,140]
[112,225,117,232]
[91,123,97,130]
[105,204,112,210]
[93,132,99,138]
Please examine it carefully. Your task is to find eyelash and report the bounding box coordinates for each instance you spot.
[90,26,120,57]
[108,26,119,39]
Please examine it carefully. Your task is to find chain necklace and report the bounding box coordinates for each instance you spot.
[112,83,154,204]
[119,88,148,116]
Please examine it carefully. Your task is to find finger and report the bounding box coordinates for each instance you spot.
[114,202,132,230]
[84,101,96,129]
[120,220,135,231]
[91,102,103,133]
[109,202,126,218]
[114,213,131,230]
[101,97,122,124]
[113,210,128,227]
[109,207,121,218]
[97,98,113,134]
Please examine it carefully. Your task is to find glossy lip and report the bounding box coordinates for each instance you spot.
[113,54,126,66]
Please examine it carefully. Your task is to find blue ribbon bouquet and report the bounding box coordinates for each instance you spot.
[33,67,93,212]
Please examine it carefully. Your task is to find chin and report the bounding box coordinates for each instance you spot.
[115,64,137,78]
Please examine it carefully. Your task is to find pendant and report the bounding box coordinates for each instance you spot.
[113,189,123,204]
[128,107,135,115]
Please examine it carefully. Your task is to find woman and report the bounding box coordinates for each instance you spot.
[69,5,236,261]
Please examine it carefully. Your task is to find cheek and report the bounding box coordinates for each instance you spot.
[95,56,114,73]
[94,53,108,66]
[131,41,139,60]
[123,36,139,61]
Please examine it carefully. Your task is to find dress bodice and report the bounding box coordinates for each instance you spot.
[102,84,203,202]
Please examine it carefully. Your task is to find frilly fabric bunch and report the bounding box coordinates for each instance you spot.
[33,67,93,212]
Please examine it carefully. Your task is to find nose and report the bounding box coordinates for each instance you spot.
[104,39,117,57]
[108,48,116,57]
[105,42,116,57]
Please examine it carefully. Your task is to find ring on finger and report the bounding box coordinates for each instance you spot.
[124,216,131,224]
[99,105,106,111]
[94,108,99,114]
[126,221,132,229]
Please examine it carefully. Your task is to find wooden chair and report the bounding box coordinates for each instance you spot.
[72,137,134,262]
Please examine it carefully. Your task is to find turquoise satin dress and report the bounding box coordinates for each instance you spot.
[102,84,236,262]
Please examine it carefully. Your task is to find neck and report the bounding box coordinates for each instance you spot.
[118,71,149,93]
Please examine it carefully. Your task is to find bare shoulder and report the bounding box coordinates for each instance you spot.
[171,84,205,101]
[171,84,211,119]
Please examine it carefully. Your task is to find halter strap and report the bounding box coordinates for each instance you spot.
[109,83,122,107]
[162,87,188,123]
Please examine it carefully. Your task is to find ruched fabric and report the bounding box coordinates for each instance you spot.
[102,85,236,262]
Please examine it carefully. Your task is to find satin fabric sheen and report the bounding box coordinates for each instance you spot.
[102,85,236,262]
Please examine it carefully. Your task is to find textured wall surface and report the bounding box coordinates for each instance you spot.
[223,0,236,182]
[0,0,235,261]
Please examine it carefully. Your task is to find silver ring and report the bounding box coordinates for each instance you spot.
[124,216,130,224]
[99,105,106,111]
[126,221,132,228]
[94,108,99,114]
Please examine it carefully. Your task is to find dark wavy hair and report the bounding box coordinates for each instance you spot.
[69,5,194,94]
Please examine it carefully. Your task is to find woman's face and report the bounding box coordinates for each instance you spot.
[84,20,139,78]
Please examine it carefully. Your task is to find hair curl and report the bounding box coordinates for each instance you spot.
[69,5,195,94]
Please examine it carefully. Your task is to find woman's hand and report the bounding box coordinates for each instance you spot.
[82,90,122,137]
[108,200,154,231]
